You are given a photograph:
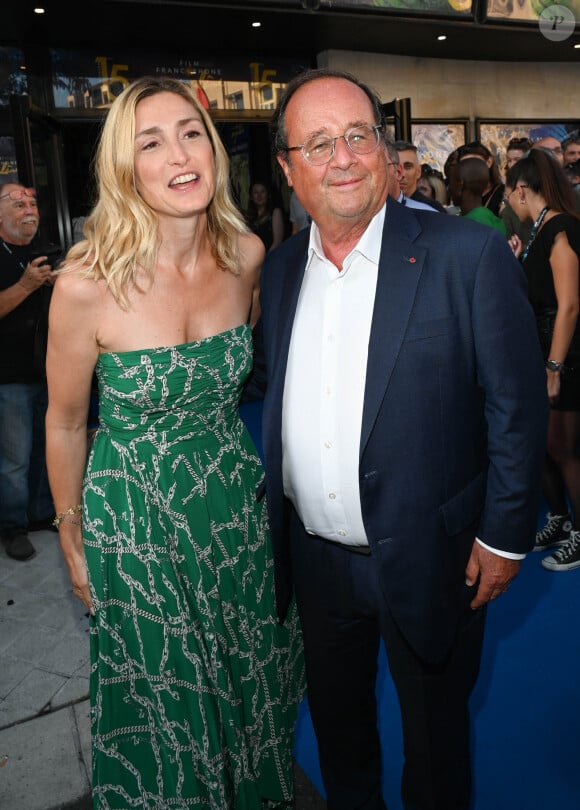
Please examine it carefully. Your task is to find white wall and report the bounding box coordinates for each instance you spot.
[318,50,580,130]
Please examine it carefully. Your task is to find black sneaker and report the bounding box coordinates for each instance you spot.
[5,532,36,561]
[533,512,572,551]
[542,530,580,571]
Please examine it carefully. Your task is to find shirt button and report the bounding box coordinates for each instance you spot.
[324,441,332,449]
[338,530,347,537]
[328,492,336,500]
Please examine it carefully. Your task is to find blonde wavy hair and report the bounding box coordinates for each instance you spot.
[65,76,248,308]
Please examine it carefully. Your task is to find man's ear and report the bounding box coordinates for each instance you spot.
[277,154,293,188]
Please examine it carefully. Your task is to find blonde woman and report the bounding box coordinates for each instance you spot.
[45,76,303,809]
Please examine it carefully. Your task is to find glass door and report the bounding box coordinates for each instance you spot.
[9,94,72,252]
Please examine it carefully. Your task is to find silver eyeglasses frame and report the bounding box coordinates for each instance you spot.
[286,124,383,166]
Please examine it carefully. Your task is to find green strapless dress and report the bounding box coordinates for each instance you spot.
[83,324,304,809]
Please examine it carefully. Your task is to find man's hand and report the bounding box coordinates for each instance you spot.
[18,258,53,292]
[465,542,521,609]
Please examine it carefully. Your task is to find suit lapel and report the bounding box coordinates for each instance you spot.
[360,200,427,456]
[266,207,427,460]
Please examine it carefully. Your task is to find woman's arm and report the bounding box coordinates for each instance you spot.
[239,232,265,328]
[45,269,100,612]
[269,207,285,252]
[547,230,580,402]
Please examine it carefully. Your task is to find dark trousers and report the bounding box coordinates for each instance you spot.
[290,514,486,810]
[0,382,53,534]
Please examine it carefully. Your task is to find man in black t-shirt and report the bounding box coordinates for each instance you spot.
[0,183,55,560]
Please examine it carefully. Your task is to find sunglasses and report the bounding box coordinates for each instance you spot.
[0,187,37,203]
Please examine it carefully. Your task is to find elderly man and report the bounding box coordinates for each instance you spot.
[249,68,548,810]
[0,183,55,560]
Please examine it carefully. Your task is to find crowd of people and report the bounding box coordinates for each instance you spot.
[395,131,580,581]
[1,67,579,810]
[248,127,580,266]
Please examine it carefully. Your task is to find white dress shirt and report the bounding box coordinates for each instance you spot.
[281,206,385,546]
[281,201,523,560]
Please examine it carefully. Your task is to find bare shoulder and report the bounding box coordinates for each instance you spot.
[51,261,105,313]
[238,231,265,279]
[551,228,577,259]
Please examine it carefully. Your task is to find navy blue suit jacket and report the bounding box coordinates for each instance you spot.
[250,197,548,661]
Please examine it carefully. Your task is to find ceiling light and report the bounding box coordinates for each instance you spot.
[437,35,447,41]
[574,43,580,49]
[252,21,261,28]
[34,7,45,12]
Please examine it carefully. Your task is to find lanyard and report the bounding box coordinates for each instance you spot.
[521,206,549,263]
[1,238,28,273]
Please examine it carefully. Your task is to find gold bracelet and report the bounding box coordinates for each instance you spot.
[60,516,82,526]
[53,505,82,528]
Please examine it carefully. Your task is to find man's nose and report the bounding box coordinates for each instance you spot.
[331,135,355,164]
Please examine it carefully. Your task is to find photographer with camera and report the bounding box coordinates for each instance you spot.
[0,182,58,560]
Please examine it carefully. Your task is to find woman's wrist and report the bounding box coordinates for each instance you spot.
[53,504,82,528]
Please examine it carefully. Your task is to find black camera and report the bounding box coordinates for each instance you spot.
[30,245,63,269]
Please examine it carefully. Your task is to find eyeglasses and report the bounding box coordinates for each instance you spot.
[0,187,37,205]
[502,185,527,204]
[286,124,383,166]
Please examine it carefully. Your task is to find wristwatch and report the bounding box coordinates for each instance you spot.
[546,359,565,372]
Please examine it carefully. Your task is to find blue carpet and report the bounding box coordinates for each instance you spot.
[240,402,580,809]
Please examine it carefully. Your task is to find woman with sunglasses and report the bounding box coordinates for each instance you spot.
[508,148,580,572]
